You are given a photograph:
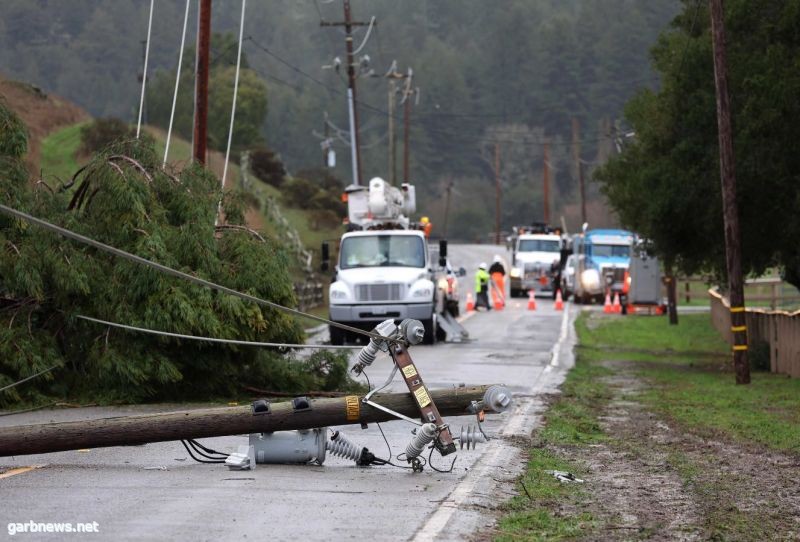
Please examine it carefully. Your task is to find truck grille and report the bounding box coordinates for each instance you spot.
[523,262,547,280]
[354,283,405,302]
[601,267,626,284]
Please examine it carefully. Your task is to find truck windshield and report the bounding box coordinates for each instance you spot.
[591,244,631,258]
[340,235,425,269]
[518,239,560,252]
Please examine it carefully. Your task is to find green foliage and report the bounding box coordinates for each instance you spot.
[249,146,286,187]
[0,1,678,234]
[595,0,800,286]
[0,104,361,405]
[79,117,134,155]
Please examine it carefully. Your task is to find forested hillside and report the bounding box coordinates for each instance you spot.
[0,0,679,237]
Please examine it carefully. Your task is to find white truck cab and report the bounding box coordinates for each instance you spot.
[325,178,439,345]
[509,230,562,297]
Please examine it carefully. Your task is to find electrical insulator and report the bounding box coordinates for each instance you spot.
[327,431,375,466]
[459,425,487,450]
[405,423,437,460]
[352,319,397,375]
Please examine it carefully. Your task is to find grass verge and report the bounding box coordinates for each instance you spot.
[495,312,800,540]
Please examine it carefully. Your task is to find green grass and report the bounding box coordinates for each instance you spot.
[40,122,88,180]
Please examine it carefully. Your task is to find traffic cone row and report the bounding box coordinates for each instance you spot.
[554,289,564,311]
[466,292,475,312]
[612,293,621,314]
[603,291,613,313]
[527,290,537,311]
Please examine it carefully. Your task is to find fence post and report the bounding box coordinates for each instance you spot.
[685,280,690,304]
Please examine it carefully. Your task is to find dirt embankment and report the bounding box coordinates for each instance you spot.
[0,75,90,175]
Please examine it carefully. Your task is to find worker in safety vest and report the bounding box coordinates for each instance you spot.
[474,262,491,311]
[420,216,432,238]
[488,255,506,308]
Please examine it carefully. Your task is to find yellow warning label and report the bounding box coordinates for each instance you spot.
[345,395,360,421]
[414,386,431,408]
[402,364,418,378]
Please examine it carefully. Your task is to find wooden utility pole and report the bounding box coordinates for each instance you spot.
[494,142,501,244]
[320,1,372,185]
[443,179,454,238]
[402,70,415,183]
[710,0,749,384]
[385,64,408,185]
[192,0,211,165]
[572,118,587,224]
[0,386,503,457]
[542,142,551,224]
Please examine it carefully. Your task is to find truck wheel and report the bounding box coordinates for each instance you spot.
[422,317,437,345]
[329,325,345,346]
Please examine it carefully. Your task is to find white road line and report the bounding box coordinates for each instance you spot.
[413,312,568,541]
[549,306,570,367]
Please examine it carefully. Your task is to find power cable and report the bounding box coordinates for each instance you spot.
[0,203,393,344]
[164,0,191,167]
[351,16,376,55]
[217,0,247,227]
[0,365,59,394]
[136,0,155,139]
[76,314,361,350]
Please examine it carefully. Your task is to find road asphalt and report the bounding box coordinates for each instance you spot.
[0,244,576,541]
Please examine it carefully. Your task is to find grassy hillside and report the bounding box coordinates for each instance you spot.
[39,122,343,273]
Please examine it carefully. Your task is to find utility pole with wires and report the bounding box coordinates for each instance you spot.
[443,179,454,238]
[401,73,418,184]
[320,1,375,186]
[709,0,749,384]
[571,117,587,225]
[494,142,501,245]
[542,141,551,225]
[193,0,211,165]
[384,62,408,185]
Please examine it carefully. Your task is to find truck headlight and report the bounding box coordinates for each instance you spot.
[437,278,448,291]
[580,269,600,291]
[412,287,432,298]
[510,267,522,278]
[329,284,350,301]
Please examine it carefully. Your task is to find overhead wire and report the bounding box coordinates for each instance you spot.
[76,314,362,350]
[136,0,155,138]
[0,365,59,394]
[164,0,191,167]
[217,0,247,227]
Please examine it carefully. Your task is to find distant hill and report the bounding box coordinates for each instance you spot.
[0,75,89,176]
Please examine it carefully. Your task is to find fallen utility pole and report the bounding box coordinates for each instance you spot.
[0,385,504,457]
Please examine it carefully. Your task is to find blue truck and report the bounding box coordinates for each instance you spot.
[569,228,635,304]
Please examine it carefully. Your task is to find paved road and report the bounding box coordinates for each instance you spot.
[0,244,576,541]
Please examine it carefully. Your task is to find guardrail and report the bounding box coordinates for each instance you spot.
[710,288,800,378]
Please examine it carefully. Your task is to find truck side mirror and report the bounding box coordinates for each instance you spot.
[458,267,467,277]
[320,241,330,272]
[438,239,447,267]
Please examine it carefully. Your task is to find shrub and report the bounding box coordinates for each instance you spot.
[283,177,318,208]
[79,117,134,155]
[250,146,286,187]
[294,167,344,192]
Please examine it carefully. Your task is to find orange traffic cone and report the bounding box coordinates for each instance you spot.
[527,290,537,311]
[554,289,564,311]
[603,291,613,313]
[612,293,621,314]
[466,292,475,312]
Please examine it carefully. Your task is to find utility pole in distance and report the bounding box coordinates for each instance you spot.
[193,0,211,165]
[571,118,586,224]
[443,179,454,238]
[385,62,408,185]
[542,141,551,224]
[494,142,501,244]
[401,70,417,183]
[321,1,373,186]
[709,0,749,384]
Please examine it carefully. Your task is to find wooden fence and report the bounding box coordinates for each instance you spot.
[294,279,324,312]
[710,288,800,377]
